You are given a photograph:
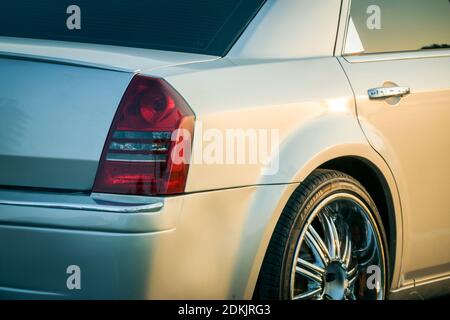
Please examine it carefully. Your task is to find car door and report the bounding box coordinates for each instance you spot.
[338,0,450,286]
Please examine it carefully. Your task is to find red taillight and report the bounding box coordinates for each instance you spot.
[93,75,194,196]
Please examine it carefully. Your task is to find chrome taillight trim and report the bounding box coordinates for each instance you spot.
[106,153,167,162]
[109,141,169,152]
[112,131,172,140]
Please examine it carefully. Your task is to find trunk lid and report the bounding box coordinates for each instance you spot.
[0,38,216,190]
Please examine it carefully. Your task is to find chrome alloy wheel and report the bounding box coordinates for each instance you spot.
[290,193,386,300]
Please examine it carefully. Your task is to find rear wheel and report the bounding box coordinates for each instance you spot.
[256,169,388,300]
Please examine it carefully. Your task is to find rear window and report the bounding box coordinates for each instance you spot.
[0,0,266,56]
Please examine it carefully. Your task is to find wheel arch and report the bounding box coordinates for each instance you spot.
[246,147,403,299]
[319,156,397,292]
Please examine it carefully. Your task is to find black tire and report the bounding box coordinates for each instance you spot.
[255,169,389,300]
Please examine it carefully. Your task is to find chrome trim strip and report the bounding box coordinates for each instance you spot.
[389,274,450,299]
[414,273,450,288]
[109,141,168,152]
[389,283,415,294]
[106,153,167,162]
[344,49,450,63]
[0,193,163,214]
[113,131,172,140]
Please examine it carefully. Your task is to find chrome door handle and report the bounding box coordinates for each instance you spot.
[368,86,410,99]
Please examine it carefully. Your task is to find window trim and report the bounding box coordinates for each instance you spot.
[343,49,450,63]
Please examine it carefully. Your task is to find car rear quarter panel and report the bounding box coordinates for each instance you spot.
[147,56,404,295]
[155,57,363,190]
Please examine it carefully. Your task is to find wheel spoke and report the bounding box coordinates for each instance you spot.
[296,266,323,284]
[343,230,352,267]
[293,287,322,300]
[356,227,373,254]
[357,236,379,268]
[347,265,358,278]
[305,225,331,264]
[320,210,340,259]
[297,258,325,277]
[348,270,359,286]
[345,289,356,300]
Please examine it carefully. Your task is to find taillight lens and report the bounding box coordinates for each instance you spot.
[93,75,194,196]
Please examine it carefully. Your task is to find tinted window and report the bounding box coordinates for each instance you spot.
[0,0,265,56]
[347,0,450,54]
